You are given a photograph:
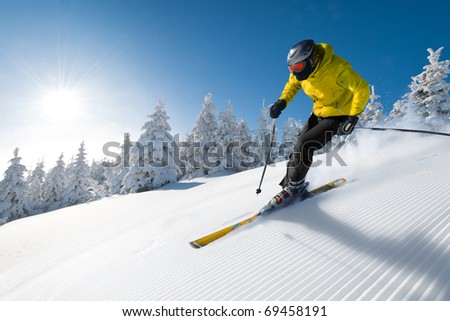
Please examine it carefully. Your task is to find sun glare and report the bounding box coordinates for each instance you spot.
[41,89,82,121]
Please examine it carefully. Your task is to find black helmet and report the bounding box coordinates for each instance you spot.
[287,39,317,80]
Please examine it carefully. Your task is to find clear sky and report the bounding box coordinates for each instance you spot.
[0,0,449,172]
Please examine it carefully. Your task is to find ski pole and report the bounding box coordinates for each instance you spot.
[256,120,276,195]
[355,126,450,137]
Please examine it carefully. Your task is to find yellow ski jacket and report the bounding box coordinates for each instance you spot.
[279,43,370,117]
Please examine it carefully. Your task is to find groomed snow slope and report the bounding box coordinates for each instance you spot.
[0,132,448,300]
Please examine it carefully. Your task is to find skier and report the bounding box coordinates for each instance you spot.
[269,39,370,205]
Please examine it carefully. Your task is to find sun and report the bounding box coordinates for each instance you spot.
[41,89,82,121]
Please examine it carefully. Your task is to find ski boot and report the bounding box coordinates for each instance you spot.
[270,180,309,207]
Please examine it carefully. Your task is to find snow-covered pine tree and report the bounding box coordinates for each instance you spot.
[236,118,255,170]
[389,47,450,129]
[120,147,148,194]
[388,99,407,124]
[0,148,29,223]
[104,133,130,195]
[62,142,102,206]
[178,132,192,177]
[121,100,181,193]
[359,85,386,126]
[216,101,240,171]
[184,93,219,177]
[254,103,276,165]
[280,117,303,160]
[142,100,181,188]
[27,161,46,215]
[414,47,450,129]
[90,160,107,187]
[42,153,67,212]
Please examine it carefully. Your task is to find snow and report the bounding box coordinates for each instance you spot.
[0,132,449,301]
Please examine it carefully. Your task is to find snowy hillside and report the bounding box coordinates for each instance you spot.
[0,131,448,301]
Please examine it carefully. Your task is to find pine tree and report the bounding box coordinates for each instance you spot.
[0,148,29,223]
[280,117,303,160]
[236,118,255,170]
[254,104,276,165]
[120,147,148,194]
[388,98,407,124]
[413,47,450,129]
[182,132,198,178]
[90,160,107,187]
[27,161,46,215]
[389,47,450,129]
[121,100,181,193]
[104,133,130,195]
[360,85,386,126]
[42,153,67,212]
[216,101,240,171]
[142,100,181,188]
[62,142,101,206]
[185,93,219,177]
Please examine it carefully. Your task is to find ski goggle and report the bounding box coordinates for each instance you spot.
[288,61,306,73]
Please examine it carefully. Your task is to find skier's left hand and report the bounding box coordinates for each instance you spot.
[337,116,358,135]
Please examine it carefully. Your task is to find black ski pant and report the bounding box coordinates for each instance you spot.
[280,114,345,187]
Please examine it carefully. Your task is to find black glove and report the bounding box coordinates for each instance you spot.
[269,99,287,119]
[337,116,358,135]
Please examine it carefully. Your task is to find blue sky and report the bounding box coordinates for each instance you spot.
[0,0,449,171]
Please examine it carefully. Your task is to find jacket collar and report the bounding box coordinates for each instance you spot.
[309,43,334,78]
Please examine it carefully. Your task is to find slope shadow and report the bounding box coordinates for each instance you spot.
[159,182,204,190]
[268,202,450,300]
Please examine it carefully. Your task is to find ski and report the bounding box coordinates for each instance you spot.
[189,178,346,249]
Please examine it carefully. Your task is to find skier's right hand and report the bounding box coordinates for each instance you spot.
[269,99,287,119]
